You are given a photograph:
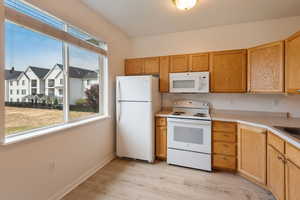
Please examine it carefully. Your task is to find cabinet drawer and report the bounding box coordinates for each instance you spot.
[213,131,236,142]
[286,143,300,167]
[268,131,285,154]
[213,142,236,156]
[213,154,236,170]
[213,121,237,133]
[156,117,167,127]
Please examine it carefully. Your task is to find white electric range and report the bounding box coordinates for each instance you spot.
[167,100,212,171]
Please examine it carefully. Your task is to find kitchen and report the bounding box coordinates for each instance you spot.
[1,0,300,200]
[115,13,300,200]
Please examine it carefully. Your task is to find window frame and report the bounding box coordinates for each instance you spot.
[1,0,109,143]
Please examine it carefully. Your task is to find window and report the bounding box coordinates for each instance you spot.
[3,0,107,137]
[10,98,13,102]
[69,45,102,121]
[10,81,13,86]
[10,90,13,95]
[17,98,19,102]
[48,79,55,87]
[48,88,55,96]
[31,88,37,95]
[16,89,19,95]
[31,80,37,87]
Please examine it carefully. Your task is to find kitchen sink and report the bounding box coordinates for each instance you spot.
[274,126,300,140]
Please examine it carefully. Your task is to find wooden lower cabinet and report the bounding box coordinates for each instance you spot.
[238,124,267,186]
[267,145,285,200]
[155,117,167,160]
[286,160,300,200]
[212,121,237,171]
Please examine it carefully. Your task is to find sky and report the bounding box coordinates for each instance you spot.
[5,21,100,72]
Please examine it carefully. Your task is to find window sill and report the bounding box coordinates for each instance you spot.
[1,115,111,146]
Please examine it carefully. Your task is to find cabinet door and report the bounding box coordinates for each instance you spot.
[144,57,160,75]
[125,59,144,75]
[156,126,167,159]
[189,53,209,72]
[286,160,300,200]
[210,50,247,93]
[248,41,284,93]
[286,31,300,94]
[238,124,267,185]
[170,54,189,73]
[159,56,170,93]
[267,146,285,200]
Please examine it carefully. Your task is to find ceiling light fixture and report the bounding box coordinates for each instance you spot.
[172,0,198,10]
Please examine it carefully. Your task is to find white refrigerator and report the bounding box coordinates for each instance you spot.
[116,76,161,163]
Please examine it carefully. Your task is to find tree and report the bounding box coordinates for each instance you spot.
[85,84,99,112]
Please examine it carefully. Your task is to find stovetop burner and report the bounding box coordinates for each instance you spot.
[172,112,185,115]
[193,113,208,117]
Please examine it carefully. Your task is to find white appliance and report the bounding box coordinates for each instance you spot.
[167,100,212,171]
[116,76,161,163]
[169,72,210,93]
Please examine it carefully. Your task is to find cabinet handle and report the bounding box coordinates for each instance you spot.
[277,156,286,164]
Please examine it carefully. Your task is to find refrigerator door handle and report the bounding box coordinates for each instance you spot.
[118,101,121,122]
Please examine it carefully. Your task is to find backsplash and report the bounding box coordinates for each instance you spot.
[162,93,300,118]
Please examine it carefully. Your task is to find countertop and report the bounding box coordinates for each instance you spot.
[156,110,300,149]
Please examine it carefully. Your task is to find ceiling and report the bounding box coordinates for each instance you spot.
[81,0,300,37]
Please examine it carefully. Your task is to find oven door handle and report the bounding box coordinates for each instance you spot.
[167,118,211,126]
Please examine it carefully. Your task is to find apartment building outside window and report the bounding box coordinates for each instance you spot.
[3,0,108,137]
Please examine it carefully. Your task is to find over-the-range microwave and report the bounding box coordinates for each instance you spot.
[169,72,209,93]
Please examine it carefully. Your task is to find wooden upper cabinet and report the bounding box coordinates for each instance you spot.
[170,54,189,73]
[238,124,267,186]
[267,145,285,200]
[144,57,160,75]
[248,41,285,93]
[210,49,247,93]
[125,58,144,75]
[159,56,170,93]
[285,31,300,94]
[189,53,209,72]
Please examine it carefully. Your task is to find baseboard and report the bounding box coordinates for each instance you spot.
[48,153,115,200]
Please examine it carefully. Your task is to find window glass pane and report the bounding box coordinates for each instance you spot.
[5,0,64,30]
[4,20,64,136]
[68,44,102,121]
[68,25,107,50]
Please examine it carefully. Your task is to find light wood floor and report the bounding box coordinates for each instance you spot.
[63,159,275,200]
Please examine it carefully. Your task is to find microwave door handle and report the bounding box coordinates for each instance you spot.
[199,77,202,90]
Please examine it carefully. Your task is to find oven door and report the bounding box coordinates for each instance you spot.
[167,118,211,154]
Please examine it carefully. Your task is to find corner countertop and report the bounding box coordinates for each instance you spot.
[156,110,300,149]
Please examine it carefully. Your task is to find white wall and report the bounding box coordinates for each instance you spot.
[130,16,300,57]
[130,16,300,118]
[0,1,131,200]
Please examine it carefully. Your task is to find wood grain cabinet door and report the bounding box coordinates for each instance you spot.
[210,50,247,93]
[170,54,189,73]
[286,160,300,200]
[189,53,209,72]
[125,58,144,75]
[155,126,167,160]
[248,41,285,93]
[159,56,170,93]
[267,145,285,200]
[238,124,267,186]
[286,31,300,94]
[144,57,160,75]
